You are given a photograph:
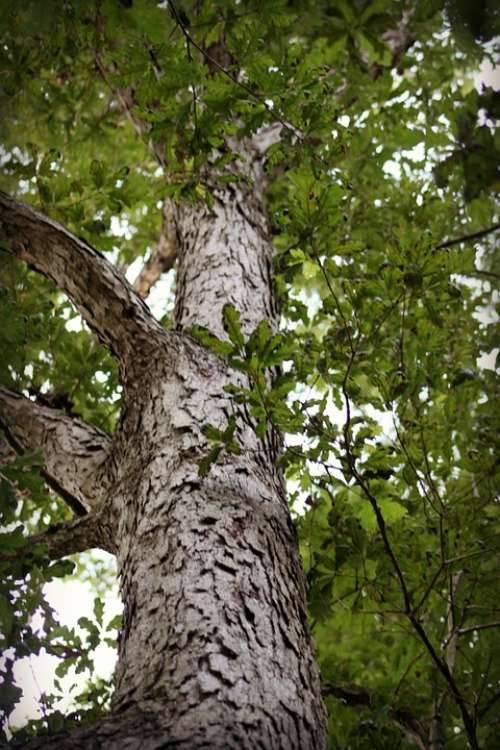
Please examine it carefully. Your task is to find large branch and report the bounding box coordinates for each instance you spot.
[0,387,112,514]
[0,191,161,365]
[6,708,162,750]
[0,510,116,563]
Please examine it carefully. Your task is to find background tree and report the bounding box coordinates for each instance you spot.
[0,1,499,749]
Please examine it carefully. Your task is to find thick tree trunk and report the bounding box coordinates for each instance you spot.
[107,175,327,748]
[1,163,327,748]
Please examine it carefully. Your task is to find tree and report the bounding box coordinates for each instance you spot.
[0,1,499,749]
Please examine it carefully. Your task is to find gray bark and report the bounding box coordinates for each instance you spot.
[1,167,327,748]
[109,170,326,747]
[0,191,163,373]
[0,387,112,514]
[173,175,276,338]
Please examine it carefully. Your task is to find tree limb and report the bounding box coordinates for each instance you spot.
[471,267,500,281]
[369,10,415,79]
[435,222,500,251]
[430,571,464,750]
[133,197,178,298]
[5,707,165,750]
[458,621,500,636]
[0,387,113,514]
[0,509,116,562]
[94,52,167,168]
[318,253,479,748]
[167,0,304,144]
[0,191,161,366]
[478,688,500,720]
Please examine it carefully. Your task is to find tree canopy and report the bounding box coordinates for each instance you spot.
[0,1,499,748]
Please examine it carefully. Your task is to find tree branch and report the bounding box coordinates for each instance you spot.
[94,55,180,296]
[317,255,479,747]
[458,621,500,636]
[478,688,500,720]
[369,10,415,79]
[0,509,116,562]
[6,707,162,750]
[430,571,464,750]
[0,387,113,514]
[322,681,374,707]
[167,0,304,144]
[94,51,167,168]
[133,197,178,298]
[435,223,500,251]
[0,191,161,366]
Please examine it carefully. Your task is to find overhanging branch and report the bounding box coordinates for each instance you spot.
[0,191,162,366]
[0,387,113,514]
[0,509,116,563]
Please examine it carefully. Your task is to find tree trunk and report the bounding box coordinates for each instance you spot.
[4,167,327,748]
[108,172,327,747]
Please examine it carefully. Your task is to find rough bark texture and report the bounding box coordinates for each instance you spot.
[107,166,327,747]
[173,162,276,338]
[1,159,328,748]
[0,191,163,372]
[108,344,326,748]
[0,387,112,513]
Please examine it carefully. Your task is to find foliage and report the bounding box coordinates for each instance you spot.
[0,1,499,748]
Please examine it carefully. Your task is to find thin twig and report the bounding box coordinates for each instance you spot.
[435,223,500,251]
[457,621,500,636]
[167,0,304,144]
[316,255,480,750]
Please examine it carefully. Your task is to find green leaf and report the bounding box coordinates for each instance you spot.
[222,304,244,350]
[93,598,104,627]
[353,497,408,532]
[0,525,26,551]
[89,159,105,189]
[0,593,14,638]
[451,367,477,386]
[47,559,75,579]
[189,325,234,357]
[106,614,123,631]
[246,319,272,359]
[198,445,222,478]
[0,660,22,716]
[202,424,223,442]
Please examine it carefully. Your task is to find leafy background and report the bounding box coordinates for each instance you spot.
[0,1,499,748]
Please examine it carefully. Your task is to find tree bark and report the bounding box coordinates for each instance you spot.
[133,197,178,298]
[0,192,163,375]
[108,171,327,747]
[0,387,112,514]
[2,160,327,747]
